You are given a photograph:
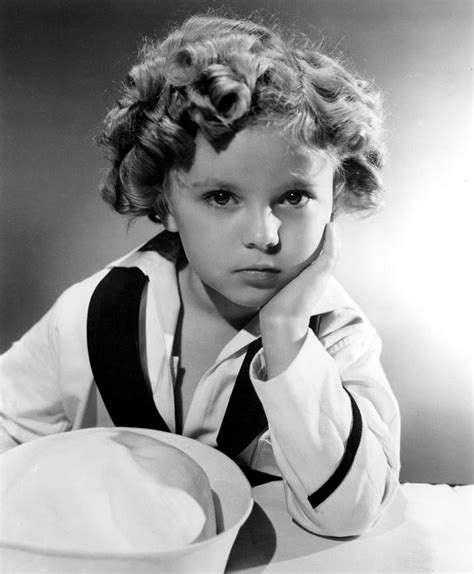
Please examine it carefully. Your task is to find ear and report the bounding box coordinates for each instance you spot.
[158,187,179,232]
[162,210,179,233]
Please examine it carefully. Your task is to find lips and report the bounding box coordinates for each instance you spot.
[236,263,280,273]
[234,266,281,286]
[235,265,280,273]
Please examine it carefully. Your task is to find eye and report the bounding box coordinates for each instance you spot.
[203,190,237,208]
[280,190,312,206]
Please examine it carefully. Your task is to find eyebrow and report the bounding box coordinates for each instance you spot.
[188,176,317,190]
[188,178,236,189]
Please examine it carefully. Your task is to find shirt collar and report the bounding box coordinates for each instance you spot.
[106,230,182,339]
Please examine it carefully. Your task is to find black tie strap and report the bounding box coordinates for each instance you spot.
[87,267,170,432]
[216,338,267,458]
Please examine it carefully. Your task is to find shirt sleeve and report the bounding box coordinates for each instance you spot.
[0,271,107,453]
[249,309,400,537]
[0,297,71,454]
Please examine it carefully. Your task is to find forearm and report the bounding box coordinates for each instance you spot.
[250,329,400,536]
[259,313,308,379]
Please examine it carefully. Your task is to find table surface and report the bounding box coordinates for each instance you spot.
[226,481,473,573]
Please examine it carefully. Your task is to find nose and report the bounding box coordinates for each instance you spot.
[242,208,281,251]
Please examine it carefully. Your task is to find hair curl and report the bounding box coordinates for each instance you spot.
[98,14,386,222]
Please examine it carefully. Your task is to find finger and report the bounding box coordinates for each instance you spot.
[311,222,339,272]
[324,221,340,263]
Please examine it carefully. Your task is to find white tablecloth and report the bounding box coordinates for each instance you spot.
[226,482,473,573]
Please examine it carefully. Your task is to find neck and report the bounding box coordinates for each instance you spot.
[178,265,258,330]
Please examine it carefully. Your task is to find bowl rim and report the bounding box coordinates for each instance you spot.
[0,427,254,559]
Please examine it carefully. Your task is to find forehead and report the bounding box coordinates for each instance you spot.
[175,126,333,187]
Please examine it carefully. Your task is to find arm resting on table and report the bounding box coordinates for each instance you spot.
[250,316,400,538]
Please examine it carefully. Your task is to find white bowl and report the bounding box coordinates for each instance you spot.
[0,427,253,573]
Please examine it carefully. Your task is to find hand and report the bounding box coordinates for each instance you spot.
[259,222,340,378]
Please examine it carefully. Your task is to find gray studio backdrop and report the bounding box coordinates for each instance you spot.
[1,0,472,485]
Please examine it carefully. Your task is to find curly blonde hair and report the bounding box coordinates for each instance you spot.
[98,14,386,222]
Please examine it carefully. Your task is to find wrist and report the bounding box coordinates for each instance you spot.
[259,315,309,379]
[259,312,307,343]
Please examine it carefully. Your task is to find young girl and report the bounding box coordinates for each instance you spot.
[0,14,400,537]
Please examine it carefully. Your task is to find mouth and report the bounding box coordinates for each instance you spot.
[234,266,281,284]
[235,266,281,274]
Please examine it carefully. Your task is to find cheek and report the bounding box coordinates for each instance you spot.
[281,216,328,261]
[187,245,221,271]
[177,221,228,274]
[181,220,236,266]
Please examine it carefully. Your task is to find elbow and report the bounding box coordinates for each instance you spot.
[311,502,383,538]
[289,503,378,539]
[287,474,399,538]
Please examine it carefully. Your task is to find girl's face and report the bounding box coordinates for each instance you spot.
[165,126,335,314]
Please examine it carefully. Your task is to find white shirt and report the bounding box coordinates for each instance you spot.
[0,232,400,537]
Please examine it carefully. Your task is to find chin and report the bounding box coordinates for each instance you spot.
[205,281,277,313]
[227,291,275,310]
